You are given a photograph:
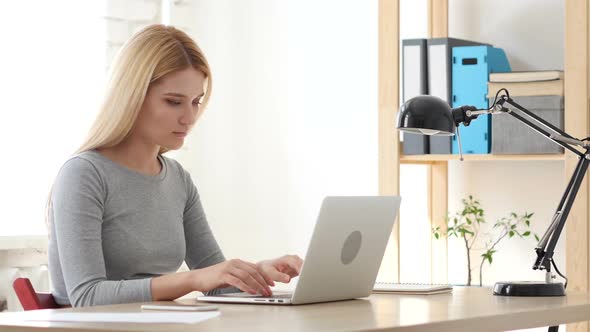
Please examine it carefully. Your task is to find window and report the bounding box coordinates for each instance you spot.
[0,1,106,235]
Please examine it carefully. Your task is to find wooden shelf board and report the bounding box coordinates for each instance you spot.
[400,153,566,163]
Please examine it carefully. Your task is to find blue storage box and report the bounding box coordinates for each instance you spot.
[451,46,511,154]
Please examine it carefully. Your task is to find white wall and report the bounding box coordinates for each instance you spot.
[172,0,379,270]
[449,0,564,71]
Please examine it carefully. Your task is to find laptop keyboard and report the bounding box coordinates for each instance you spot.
[220,291,293,299]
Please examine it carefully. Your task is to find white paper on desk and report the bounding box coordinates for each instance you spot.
[19,311,220,324]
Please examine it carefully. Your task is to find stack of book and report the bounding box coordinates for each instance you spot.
[488,70,563,97]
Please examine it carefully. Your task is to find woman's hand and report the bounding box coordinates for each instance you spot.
[194,259,274,296]
[257,255,304,283]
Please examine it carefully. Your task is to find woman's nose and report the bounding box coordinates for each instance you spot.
[180,105,197,125]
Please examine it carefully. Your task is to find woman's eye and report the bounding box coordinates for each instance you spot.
[166,99,182,106]
[192,101,202,107]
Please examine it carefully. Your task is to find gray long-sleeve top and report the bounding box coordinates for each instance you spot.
[48,150,233,307]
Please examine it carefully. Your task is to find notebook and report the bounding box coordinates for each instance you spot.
[373,282,453,295]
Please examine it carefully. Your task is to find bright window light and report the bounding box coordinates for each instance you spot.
[0,1,106,235]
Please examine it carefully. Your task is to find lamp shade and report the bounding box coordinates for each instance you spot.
[396,95,455,136]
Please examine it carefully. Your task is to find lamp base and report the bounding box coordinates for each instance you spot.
[493,281,565,296]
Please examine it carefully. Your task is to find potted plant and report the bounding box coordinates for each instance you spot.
[433,195,538,286]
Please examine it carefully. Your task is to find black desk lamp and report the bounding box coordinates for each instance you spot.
[397,89,590,297]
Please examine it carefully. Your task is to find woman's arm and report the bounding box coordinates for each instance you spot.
[150,271,195,301]
[52,158,153,307]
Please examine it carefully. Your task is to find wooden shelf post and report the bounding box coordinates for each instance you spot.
[565,0,590,331]
[378,0,400,282]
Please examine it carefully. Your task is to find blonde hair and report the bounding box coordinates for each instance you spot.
[77,24,212,154]
[47,24,211,227]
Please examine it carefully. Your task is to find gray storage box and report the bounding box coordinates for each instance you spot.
[430,136,452,154]
[491,95,564,154]
[403,132,429,155]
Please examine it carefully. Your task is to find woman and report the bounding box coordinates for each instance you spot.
[48,24,303,307]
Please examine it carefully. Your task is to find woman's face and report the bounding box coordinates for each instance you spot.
[134,67,206,151]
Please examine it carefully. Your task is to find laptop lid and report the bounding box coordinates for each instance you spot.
[290,196,401,304]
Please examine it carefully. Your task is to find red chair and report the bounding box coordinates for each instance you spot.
[12,277,59,310]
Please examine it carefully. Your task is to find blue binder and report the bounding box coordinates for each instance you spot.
[451,46,511,154]
[426,38,490,154]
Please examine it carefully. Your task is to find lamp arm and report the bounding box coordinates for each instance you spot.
[454,95,590,276]
[533,155,590,273]
[492,96,590,274]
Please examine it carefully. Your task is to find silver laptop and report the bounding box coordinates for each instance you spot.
[197,196,401,305]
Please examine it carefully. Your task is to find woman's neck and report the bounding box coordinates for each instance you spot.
[97,137,162,176]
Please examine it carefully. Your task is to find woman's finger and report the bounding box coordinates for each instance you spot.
[265,268,291,283]
[224,274,256,294]
[283,266,300,277]
[233,262,272,296]
[282,255,303,274]
[238,261,273,294]
[246,261,275,287]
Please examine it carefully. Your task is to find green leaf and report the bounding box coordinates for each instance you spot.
[511,224,516,230]
[434,233,440,240]
[534,234,540,242]
[466,217,472,225]
[525,220,530,227]
[481,253,493,264]
[523,231,531,236]
[509,231,515,238]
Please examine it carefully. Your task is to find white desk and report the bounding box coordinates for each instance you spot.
[0,287,589,331]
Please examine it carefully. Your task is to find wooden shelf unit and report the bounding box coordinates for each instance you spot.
[378,2,590,331]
